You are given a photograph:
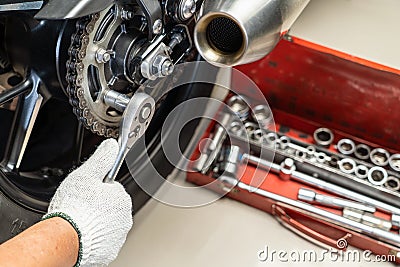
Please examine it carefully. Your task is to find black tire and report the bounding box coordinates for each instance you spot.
[0,189,41,243]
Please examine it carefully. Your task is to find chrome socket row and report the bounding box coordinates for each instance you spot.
[235,123,400,193]
[311,128,400,192]
[334,138,400,190]
[335,137,400,173]
[194,94,273,174]
[336,158,388,187]
[208,122,400,236]
[227,95,273,129]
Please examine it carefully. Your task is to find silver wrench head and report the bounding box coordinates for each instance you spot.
[103,92,156,183]
[120,92,156,150]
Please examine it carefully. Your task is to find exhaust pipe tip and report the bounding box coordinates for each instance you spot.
[194,0,310,67]
[194,13,247,67]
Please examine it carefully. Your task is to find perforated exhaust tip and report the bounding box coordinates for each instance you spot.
[206,17,243,54]
[194,0,310,67]
[195,13,246,67]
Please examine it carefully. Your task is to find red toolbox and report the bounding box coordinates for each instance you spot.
[186,37,400,262]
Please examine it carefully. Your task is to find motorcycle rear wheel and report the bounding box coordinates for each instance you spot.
[0,81,212,243]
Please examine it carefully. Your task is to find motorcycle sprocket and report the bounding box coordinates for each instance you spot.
[66,8,121,138]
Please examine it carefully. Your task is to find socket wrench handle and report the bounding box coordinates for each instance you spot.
[298,188,376,213]
[104,92,155,183]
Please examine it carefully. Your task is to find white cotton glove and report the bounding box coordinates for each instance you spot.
[43,139,133,267]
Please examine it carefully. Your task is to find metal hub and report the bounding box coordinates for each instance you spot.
[66,5,147,138]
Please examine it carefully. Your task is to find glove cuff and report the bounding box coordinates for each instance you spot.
[42,212,83,267]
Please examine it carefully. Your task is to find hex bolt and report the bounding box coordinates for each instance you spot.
[168,33,184,53]
[121,10,134,20]
[180,0,197,20]
[161,59,174,76]
[96,48,113,63]
[170,34,184,48]
[151,55,174,77]
[152,19,163,34]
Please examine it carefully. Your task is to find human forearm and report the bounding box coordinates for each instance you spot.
[0,139,132,267]
[0,217,79,267]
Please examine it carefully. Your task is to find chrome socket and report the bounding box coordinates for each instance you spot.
[193,113,231,173]
[392,214,400,228]
[227,95,250,121]
[278,136,290,150]
[297,188,315,202]
[243,122,258,140]
[355,165,369,179]
[264,132,278,147]
[244,122,258,133]
[279,158,295,181]
[295,149,307,159]
[343,208,392,231]
[338,158,356,174]
[228,121,245,137]
[354,144,371,160]
[337,139,355,155]
[328,155,340,168]
[370,148,390,167]
[250,129,265,143]
[315,152,328,164]
[252,105,273,129]
[306,146,316,158]
[219,145,241,177]
[389,154,400,172]
[368,166,388,186]
[384,176,400,191]
[103,90,130,112]
[313,128,334,148]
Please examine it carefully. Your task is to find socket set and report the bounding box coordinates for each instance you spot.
[187,94,400,262]
[195,94,400,206]
[229,119,400,205]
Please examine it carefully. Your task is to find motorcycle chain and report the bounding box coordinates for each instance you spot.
[65,14,119,138]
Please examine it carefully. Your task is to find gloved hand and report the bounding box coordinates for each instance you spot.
[43,139,133,267]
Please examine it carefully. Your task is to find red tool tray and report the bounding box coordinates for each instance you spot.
[186,37,400,262]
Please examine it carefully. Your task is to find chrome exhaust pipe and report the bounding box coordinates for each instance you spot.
[194,0,310,67]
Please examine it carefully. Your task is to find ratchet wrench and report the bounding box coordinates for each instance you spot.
[103,92,155,183]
